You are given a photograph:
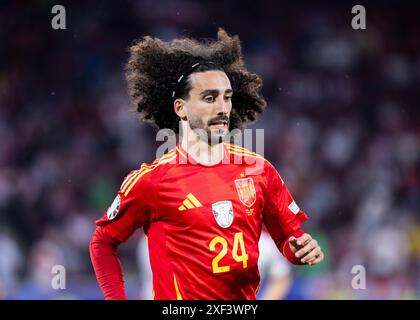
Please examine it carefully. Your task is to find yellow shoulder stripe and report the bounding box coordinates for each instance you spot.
[140,151,176,170]
[228,150,264,160]
[120,168,146,194]
[226,144,261,157]
[176,146,187,160]
[226,146,264,160]
[123,152,177,197]
[120,170,139,191]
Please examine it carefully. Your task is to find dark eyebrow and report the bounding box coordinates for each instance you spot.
[200,89,233,97]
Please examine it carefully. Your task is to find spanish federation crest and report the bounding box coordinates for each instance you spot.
[107,194,121,220]
[234,178,256,208]
[212,201,234,228]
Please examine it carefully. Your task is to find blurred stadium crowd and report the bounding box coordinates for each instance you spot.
[0,1,419,299]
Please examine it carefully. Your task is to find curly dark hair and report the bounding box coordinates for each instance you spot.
[125,28,267,132]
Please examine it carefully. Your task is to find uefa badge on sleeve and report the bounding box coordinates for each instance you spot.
[212,201,234,228]
[107,194,121,220]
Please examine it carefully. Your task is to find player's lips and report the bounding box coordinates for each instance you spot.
[208,117,229,129]
[209,122,227,130]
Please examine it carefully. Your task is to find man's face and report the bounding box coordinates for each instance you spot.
[182,70,233,144]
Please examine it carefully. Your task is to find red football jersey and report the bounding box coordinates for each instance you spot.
[96,143,308,300]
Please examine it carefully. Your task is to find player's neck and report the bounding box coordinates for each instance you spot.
[181,131,225,166]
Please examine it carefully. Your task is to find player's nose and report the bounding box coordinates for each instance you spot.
[215,97,229,114]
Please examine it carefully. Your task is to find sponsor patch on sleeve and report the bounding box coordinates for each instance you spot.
[288,200,300,215]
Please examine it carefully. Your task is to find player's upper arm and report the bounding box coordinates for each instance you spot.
[95,166,156,243]
[262,161,308,244]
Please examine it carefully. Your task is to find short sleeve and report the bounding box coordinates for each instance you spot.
[262,162,308,245]
[95,168,154,243]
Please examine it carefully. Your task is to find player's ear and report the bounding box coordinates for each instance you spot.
[174,99,187,121]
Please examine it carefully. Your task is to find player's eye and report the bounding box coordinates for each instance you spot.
[204,95,215,103]
[224,95,232,101]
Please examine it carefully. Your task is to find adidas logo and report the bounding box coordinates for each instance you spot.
[178,193,202,211]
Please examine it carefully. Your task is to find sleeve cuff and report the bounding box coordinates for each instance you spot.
[280,228,305,265]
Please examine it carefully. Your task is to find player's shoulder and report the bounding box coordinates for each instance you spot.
[224,143,267,161]
[118,148,178,197]
[224,143,281,176]
[143,148,178,170]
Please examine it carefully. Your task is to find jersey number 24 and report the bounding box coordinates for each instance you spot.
[209,232,249,273]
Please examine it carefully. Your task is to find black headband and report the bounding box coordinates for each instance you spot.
[171,61,217,99]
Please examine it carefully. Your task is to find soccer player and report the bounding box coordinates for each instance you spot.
[89,29,324,300]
